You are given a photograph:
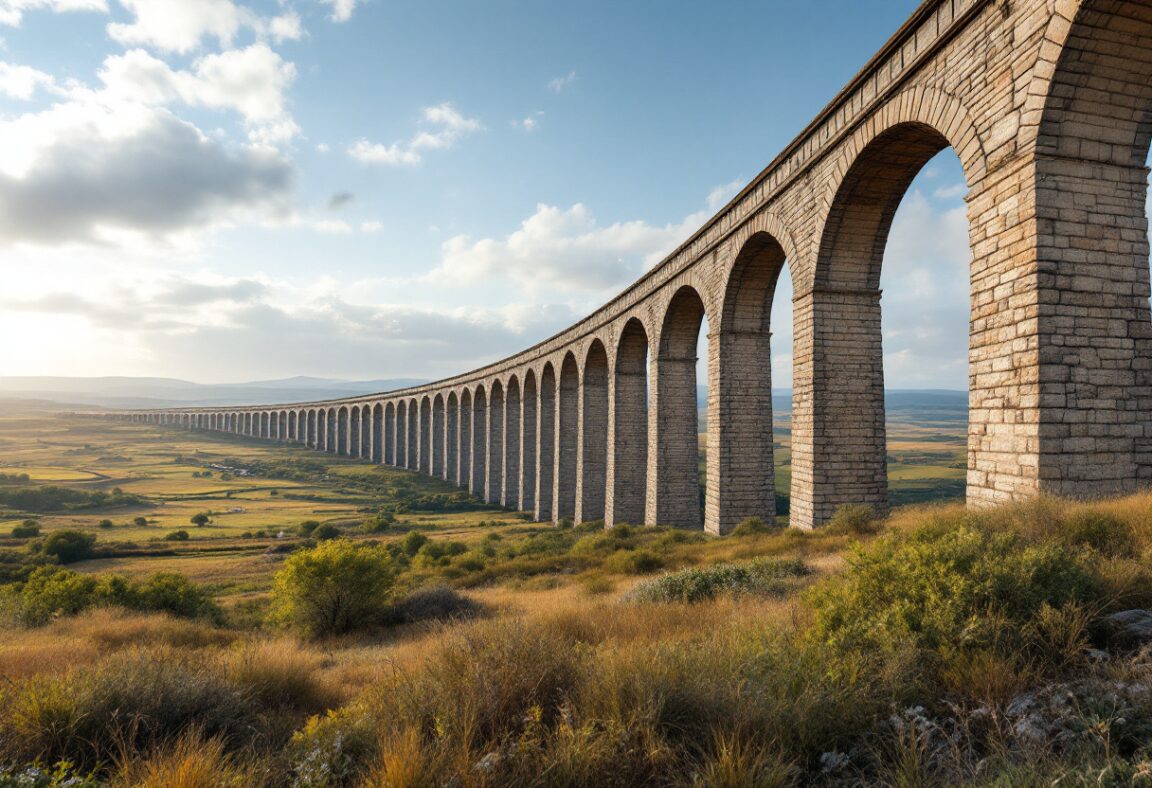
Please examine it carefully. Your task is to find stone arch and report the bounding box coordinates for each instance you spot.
[458,388,472,490]
[650,285,707,528]
[419,396,432,473]
[445,391,459,483]
[521,369,538,514]
[470,385,487,497]
[504,374,521,509]
[609,316,650,527]
[535,363,556,522]
[371,403,383,462]
[432,393,445,478]
[707,230,791,533]
[407,398,419,468]
[576,338,608,524]
[384,401,395,464]
[337,406,349,455]
[487,380,504,504]
[554,353,579,522]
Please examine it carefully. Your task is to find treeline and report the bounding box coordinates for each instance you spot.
[0,485,146,513]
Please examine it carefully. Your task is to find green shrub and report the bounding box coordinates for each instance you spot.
[311,523,341,541]
[825,504,881,535]
[97,519,113,529]
[401,530,428,556]
[730,517,772,537]
[133,516,148,527]
[1063,510,1138,558]
[190,512,211,527]
[11,520,40,538]
[163,529,189,541]
[394,586,482,623]
[133,572,221,621]
[629,558,809,603]
[40,530,95,564]
[298,520,320,536]
[808,520,1103,653]
[604,549,664,575]
[271,539,395,638]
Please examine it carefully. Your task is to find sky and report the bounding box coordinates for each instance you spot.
[0,0,981,388]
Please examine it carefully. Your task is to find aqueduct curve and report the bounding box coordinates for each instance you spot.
[117,0,1152,533]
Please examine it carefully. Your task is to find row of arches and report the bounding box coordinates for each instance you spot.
[122,0,1152,531]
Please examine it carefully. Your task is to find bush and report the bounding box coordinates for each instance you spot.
[311,523,341,541]
[11,520,40,538]
[13,566,220,626]
[41,530,95,563]
[604,549,664,575]
[825,503,881,535]
[394,586,483,624]
[298,520,320,536]
[190,513,210,527]
[163,530,189,541]
[97,519,113,529]
[730,517,773,536]
[629,558,810,603]
[271,539,395,638]
[1063,510,1138,558]
[808,519,1103,654]
[401,530,428,556]
[133,516,149,527]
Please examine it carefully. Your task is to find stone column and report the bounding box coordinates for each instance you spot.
[706,328,776,534]
[576,350,608,524]
[503,380,521,509]
[647,354,700,528]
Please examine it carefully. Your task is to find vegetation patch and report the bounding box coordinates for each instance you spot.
[628,557,810,603]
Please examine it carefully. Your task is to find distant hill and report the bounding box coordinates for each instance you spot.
[698,388,967,427]
[0,376,427,409]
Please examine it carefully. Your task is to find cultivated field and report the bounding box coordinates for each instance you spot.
[3,401,1148,786]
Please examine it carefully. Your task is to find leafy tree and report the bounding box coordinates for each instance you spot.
[11,520,40,538]
[401,531,429,556]
[41,530,96,564]
[298,520,320,536]
[133,517,149,527]
[164,530,190,541]
[272,540,394,638]
[97,519,114,529]
[312,523,341,541]
[190,513,210,527]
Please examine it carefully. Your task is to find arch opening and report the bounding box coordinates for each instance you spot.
[610,318,649,527]
[487,381,504,504]
[535,364,555,522]
[471,386,487,498]
[577,340,608,524]
[504,376,522,509]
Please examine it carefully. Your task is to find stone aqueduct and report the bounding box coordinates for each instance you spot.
[120,0,1152,532]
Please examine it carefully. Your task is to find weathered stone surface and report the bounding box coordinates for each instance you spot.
[120,0,1152,534]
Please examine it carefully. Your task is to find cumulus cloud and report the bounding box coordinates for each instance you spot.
[348,102,481,166]
[318,0,357,23]
[514,111,542,133]
[0,0,105,27]
[429,195,718,297]
[91,44,300,144]
[0,60,53,98]
[547,70,576,93]
[108,0,248,53]
[0,99,294,246]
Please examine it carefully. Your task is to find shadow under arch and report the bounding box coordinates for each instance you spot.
[503,375,522,508]
[554,353,579,522]
[431,393,445,478]
[710,231,791,534]
[610,317,650,527]
[535,364,556,521]
[487,380,504,504]
[652,285,708,529]
[444,392,458,482]
[470,385,487,498]
[521,368,539,514]
[805,120,972,527]
[577,339,609,523]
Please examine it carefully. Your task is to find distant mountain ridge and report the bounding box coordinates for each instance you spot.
[0,376,428,409]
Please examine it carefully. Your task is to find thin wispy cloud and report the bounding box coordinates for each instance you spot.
[547,70,576,93]
[348,102,482,166]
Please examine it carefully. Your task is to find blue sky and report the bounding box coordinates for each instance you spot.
[0,0,977,388]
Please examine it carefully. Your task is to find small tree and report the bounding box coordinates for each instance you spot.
[272,539,394,638]
[312,523,341,541]
[164,530,190,541]
[133,516,149,527]
[41,530,96,564]
[11,520,40,538]
[190,512,211,527]
[98,519,114,529]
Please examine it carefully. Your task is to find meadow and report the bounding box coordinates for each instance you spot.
[2,402,1148,786]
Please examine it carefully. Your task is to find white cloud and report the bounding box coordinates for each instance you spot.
[360,220,382,233]
[319,0,357,23]
[91,44,299,144]
[431,199,711,297]
[0,60,53,98]
[0,96,295,246]
[706,179,743,211]
[108,0,249,54]
[348,102,481,166]
[514,111,542,133]
[311,219,352,234]
[547,70,576,93]
[315,142,330,153]
[0,0,105,27]
[267,10,302,42]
